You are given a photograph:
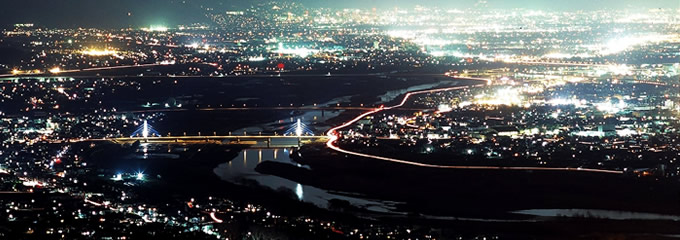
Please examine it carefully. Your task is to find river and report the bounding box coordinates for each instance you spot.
[213,148,400,213]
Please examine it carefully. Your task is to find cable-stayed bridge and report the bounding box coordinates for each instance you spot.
[82,119,328,148]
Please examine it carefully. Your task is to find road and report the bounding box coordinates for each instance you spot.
[502,60,618,68]
[71,134,329,147]
[0,67,447,79]
[325,77,624,174]
[0,63,164,78]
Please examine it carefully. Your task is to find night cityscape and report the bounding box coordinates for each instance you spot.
[1,0,680,239]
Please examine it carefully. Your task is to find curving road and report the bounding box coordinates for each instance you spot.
[325,77,624,174]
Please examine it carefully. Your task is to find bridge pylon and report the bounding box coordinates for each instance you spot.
[130,120,160,138]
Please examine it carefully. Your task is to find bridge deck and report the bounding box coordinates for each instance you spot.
[105,135,329,146]
[114,135,327,140]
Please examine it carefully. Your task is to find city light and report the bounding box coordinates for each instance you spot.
[82,48,118,56]
[248,56,266,62]
[473,88,524,106]
[437,104,453,113]
[159,60,176,65]
[600,34,671,55]
[142,25,168,32]
[547,98,586,107]
[112,173,123,181]
[273,46,318,58]
[3,2,680,238]
[22,179,42,187]
[595,100,627,113]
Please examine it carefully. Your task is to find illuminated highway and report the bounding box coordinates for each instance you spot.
[501,60,617,68]
[326,77,624,174]
[0,69,448,79]
[60,63,163,73]
[0,63,164,78]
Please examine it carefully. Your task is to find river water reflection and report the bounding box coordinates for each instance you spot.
[213,148,398,213]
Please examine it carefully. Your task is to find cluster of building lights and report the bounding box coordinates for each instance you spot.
[111,172,145,181]
[141,25,169,32]
[82,48,118,57]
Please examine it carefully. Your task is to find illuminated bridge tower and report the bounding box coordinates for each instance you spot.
[282,118,314,147]
[296,119,303,137]
[131,120,160,138]
[285,118,313,137]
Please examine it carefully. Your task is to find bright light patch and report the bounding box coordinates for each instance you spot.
[143,25,168,32]
[474,88,523,106]
[274,47,318,58]
[543,53,572,59]
[248,56,266,62]
[159,60,175,65]
[83,49,117,56]
[210,212,223,223]
[547,98,585,106]
[112,173,123,181]
[23,180,41,187]
[575,131,604,137]
[595,100,627,113]
[437,104,452,113]
[617,128,637,136]
[295,119,303,137]
[295,183,303,200]
[605,64,633,75]
[601,34,669,55]
[142,120,150,138]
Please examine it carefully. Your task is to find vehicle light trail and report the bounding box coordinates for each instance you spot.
[84,198,104,206]
[209,212,224,223]
[326,77,623,174]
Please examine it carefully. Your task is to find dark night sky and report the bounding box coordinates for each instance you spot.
[1,0,678,28]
